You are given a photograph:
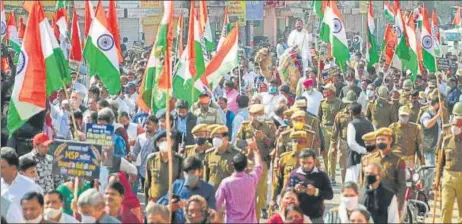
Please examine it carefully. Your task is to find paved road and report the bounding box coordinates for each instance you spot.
[136,158,459,223]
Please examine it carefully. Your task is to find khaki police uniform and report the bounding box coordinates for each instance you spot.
[183,124,211,161]
[292,100,324,158]
[193,106,224,125]
[145,152,183,202]
[234,104,276,219]
[366,86,398,128]
[358,132,379,187]
[436,134,462,223]
[318,83,345,179]
[388,106,425,168]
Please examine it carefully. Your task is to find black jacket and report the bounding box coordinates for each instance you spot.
[171,112,198,146]
[360,183,395,224]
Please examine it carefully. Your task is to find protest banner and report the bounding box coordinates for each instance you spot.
[86,123,114,166]
[322,67,341,84]
[437,57,452,71]
[50,140,102,179]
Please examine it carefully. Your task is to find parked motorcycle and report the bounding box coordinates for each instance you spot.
[403,165,434,224]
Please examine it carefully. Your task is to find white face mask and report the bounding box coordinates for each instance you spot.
[366,90,374,98]
[212,137,223,148]
[81,215,97,223]
[340,195,359,211]
[399,116,409,124]
[451,126,462,135]
[25,215,43,223]
[158,141,168,152]
[44,207,62,219]
[256,115,265,122]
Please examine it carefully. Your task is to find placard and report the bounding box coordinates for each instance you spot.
[322,67,341,84]
[86,123,114,166]
[51,140,102,179]
[437,57,452,71]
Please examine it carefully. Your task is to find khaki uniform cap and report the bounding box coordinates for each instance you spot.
[283,107,300,117]
[290,131,307,139]
[377,86,389,99]
[342,90,357,103]
[249,104,265,114]
[294,100,307,108]
[191,124,209,134]
[323,83,336,93]
[375,127,393,137]
[211,125,229,135]
[419,91,426,99]
[207,124,220,133]
[362,131,377,142]
[399,106,411,116]
[453,102,462,116]
[403,79,413,89]
[291,110,306,120]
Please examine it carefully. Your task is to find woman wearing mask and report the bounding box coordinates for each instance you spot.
[267,188,312,223]
[325,182,372,223]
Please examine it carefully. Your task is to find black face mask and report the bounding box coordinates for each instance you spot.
[366,174,377,185]
[377,143,387,150]
[195,137,207,146]
[207,138,213,144]
[366,145,376,152]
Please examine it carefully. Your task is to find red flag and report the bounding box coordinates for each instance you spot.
[108,0,123,63]
[69,9,82,62]
[51,15,60,40]
[187,1,197,79]
[18,17,25,39]
[383,23,397,66]
[84,0,95,38]
[178,14,184,57]
[432,9,440,41]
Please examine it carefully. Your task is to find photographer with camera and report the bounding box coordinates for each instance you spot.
[285,148,333,223]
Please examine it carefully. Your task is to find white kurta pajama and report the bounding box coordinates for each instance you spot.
[287,29,312,71]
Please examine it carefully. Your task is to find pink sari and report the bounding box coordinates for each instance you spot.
[117,172,143,223]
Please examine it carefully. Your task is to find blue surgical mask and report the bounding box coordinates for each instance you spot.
[269,86,278,94]
[185,173,199,186]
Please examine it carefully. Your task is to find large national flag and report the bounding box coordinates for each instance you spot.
[1,1,6,43]
[55,2,68,38]
[6,12,21,53]
[199,0,216,52]
[200,23,239,90]
[8,2,70,135]
[84,0,95,38]
[453,7,461,27]
[83,1,121,95]
[137,1,174,112]
[322,1,350,69]
[431,9,441,56]
[394,2,410,63]
[319,1,330,43]
[172,2,206,106]
[421,7,436,73]
[69,9,82,62]
[384,0,395,23]
[108,0,123,63]
[216,7,230,51]
[366,1,378,67]
[313,0,327,20]
[382,23,397,66]
[404,12,419,81]
[175,13,184,58]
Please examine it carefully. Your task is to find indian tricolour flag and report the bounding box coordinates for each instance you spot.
[404,12,419,81]
[83,2,121,95]
[384,0,395,23]
[431,9,441,57]
[173,2,206,106]
[323,1,350,69]
[200,24,239,90]
[136,1,174,112]
[394,4,410,63]
[366,1,378,67]
[8,2,70,135]
[216,7,229,51]
[6,12,21,53]
[199,0,216,52]
[421,7,436,73]
[1,1,6,43]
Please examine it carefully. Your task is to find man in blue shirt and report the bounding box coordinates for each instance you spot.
[158,156,216,223]
[217,97,235,136]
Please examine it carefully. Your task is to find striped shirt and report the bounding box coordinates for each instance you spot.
[215,163,263,223]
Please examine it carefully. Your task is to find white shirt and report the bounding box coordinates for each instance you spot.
[242,71,257,91]
[125,93,138,114]
[72,82,87,98]
[4,198,23,223]
[261,93,287,117]
[301,89,324,116]
[287,29,312,70]
[357,91,369,114]
[125,122,140,141]
[1,174,44,209]
[276,43,285,59]
[46,212,79,223]
[388,195,400,223]
[346,123,368,155]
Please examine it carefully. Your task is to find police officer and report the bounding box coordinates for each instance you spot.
[270,131,306,211]
[183,124,212,161]
[359,131,380,187]
[277,111,317,155]
[388,106,425,168]
[367,86,397,128]
[399,79,413,106]
[435,117,462,223]
[203,125,241,189]
[330,90,357,183]
[234,104,276,219]
[451,102,462,120]
[408,90,421,123]
[318,82,345,184]
[145,131,183,202]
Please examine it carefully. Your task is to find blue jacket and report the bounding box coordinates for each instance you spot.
[447,87,461,112]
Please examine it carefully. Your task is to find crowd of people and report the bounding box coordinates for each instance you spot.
[1,16,462,224]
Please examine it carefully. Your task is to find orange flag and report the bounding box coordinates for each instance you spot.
[107,0,123,63]
[383,23,397,66]
[69,9,82,62]
[84,0,95,38]
[18,17,25,39]
[178,14,184,57]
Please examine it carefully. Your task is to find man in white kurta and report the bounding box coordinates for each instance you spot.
[287,19,312,72]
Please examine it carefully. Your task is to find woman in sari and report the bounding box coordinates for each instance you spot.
[108,172,143,222]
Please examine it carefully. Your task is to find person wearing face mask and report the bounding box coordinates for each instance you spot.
[301,78,324,116]
[145,131,183,203]
[44,191,78,223]
[234,104,276,219]
[78,189,121,223]
[359,162,399,224]
[287,19,312,71]
[434,116,462,223]
[276,111,317,156]
[173,100,199,147]
[157,156,216,223]
[388,106,425,169]
[286,149,333,223]
[366,86,398,128]
[261,80,288,117]
[319,82,345,185]
[193,93,225,125]
[21,192,56,224]
[325,182,372,223]
[204,126,242,190]
[407,90,422,123]
[339,72,362,100]
[399,79,413,106]
[358,132,380,187]
[446,77,461,113]
[183,125,212,162]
